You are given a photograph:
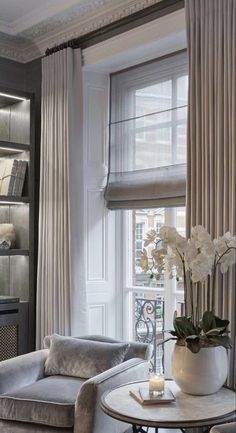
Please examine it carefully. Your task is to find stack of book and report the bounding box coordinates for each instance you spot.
[129,386,175,405]
[0,159,27,196]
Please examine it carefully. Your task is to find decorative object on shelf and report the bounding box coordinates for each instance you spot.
[140,226,236,395]
[0,223,16,249]
[0,159,27,196]
[0,240,11,249]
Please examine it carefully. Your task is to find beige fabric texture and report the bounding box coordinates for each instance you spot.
[185,0,236,388]
[36,48,87,348]
[44,334,129,378]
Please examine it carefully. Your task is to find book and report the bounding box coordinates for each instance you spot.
[12,160,27,196]
[0,159,7,194]
[15,160,27,196]
[1,159,16,195]
[129,386,175,405]
[8,159,18,195]
[0,159,27,196]
[0,159,10,194]
[12,160,22,196]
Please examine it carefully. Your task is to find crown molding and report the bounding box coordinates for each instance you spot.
[0,31,40,63]
[0,0,171,63]
[0,20,14,35]
[36,0,161,55]
[10,0,87,35]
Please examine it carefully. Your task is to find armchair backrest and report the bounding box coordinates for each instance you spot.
[43,334,152,361]
[78,335,152,361]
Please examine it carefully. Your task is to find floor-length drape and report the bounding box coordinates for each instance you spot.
[185,0,236,388]
[36,48,87,348]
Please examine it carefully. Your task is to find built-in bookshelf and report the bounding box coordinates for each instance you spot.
[0,87,35,352]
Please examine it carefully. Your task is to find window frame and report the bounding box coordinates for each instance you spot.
[111,52,188,374]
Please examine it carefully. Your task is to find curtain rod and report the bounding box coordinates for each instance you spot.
[45,0,184,56]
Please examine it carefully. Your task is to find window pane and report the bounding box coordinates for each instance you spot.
[133,207,186,288]
[136,80,172,115]
[110,57,188,174]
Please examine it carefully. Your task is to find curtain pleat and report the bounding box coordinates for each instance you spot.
[36,48,87,348]
[185,0,236,388]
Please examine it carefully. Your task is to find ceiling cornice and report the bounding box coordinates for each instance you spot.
[0,0,170,63]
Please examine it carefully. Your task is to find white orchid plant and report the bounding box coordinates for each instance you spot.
[140,225,236,353]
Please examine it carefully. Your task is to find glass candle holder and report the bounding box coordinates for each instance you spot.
[149,373,165,396]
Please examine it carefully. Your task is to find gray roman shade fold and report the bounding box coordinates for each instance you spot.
[106,51,188,210]
[105,163,186,210]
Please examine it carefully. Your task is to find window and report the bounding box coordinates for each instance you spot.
[135,222,144,258]
[108,51,188,374]
[106,51,188,210]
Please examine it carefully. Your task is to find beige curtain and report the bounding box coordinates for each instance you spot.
[185,0,236,388]
[36,48,87,348]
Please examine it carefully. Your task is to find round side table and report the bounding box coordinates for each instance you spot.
[101,380,236,433]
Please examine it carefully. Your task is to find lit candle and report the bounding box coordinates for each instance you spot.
[149,373,165,396]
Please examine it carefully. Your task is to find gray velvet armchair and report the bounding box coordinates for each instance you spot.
[0,335,152,433]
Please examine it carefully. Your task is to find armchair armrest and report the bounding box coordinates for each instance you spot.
[210,423,236,433]
[74,358,149,433]
[0,349,48,395]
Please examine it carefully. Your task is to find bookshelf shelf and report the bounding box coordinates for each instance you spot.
[0,196,29,203]
[0,141,30,153]
[0,86,35,354]
[0,249,29,256]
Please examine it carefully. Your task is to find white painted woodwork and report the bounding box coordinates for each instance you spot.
[83,70,119,338]
[88,304,106,335]
[86,188,107,282]
[83,9,186,73]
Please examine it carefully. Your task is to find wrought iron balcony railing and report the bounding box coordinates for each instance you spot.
[134,296,165,373]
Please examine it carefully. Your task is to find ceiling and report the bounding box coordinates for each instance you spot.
[0,0,161,63]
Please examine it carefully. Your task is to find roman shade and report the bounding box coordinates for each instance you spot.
[105,51,188,210]
[105,163,186,209]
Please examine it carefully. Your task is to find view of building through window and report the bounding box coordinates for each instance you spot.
[133,207,185,289]
[132,207,186,372]
[135,74,188,170]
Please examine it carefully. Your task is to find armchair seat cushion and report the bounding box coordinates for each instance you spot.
[0,376,85,428]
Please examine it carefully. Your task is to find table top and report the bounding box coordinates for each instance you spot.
[101,380,236,428]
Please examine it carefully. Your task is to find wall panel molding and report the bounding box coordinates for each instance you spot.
[88,303,106,335]
[86,188,108,283]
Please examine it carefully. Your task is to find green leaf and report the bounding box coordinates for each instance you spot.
[209,335,233,349]
[200,311,216,333]
[206,327,228,336]
[156,337,177,346]
[174,316,197,338]
[186,336,201,353]
[214,316,229,331]
[168,330,179,337]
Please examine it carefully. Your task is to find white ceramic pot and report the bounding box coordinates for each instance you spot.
[171,343,228,395]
